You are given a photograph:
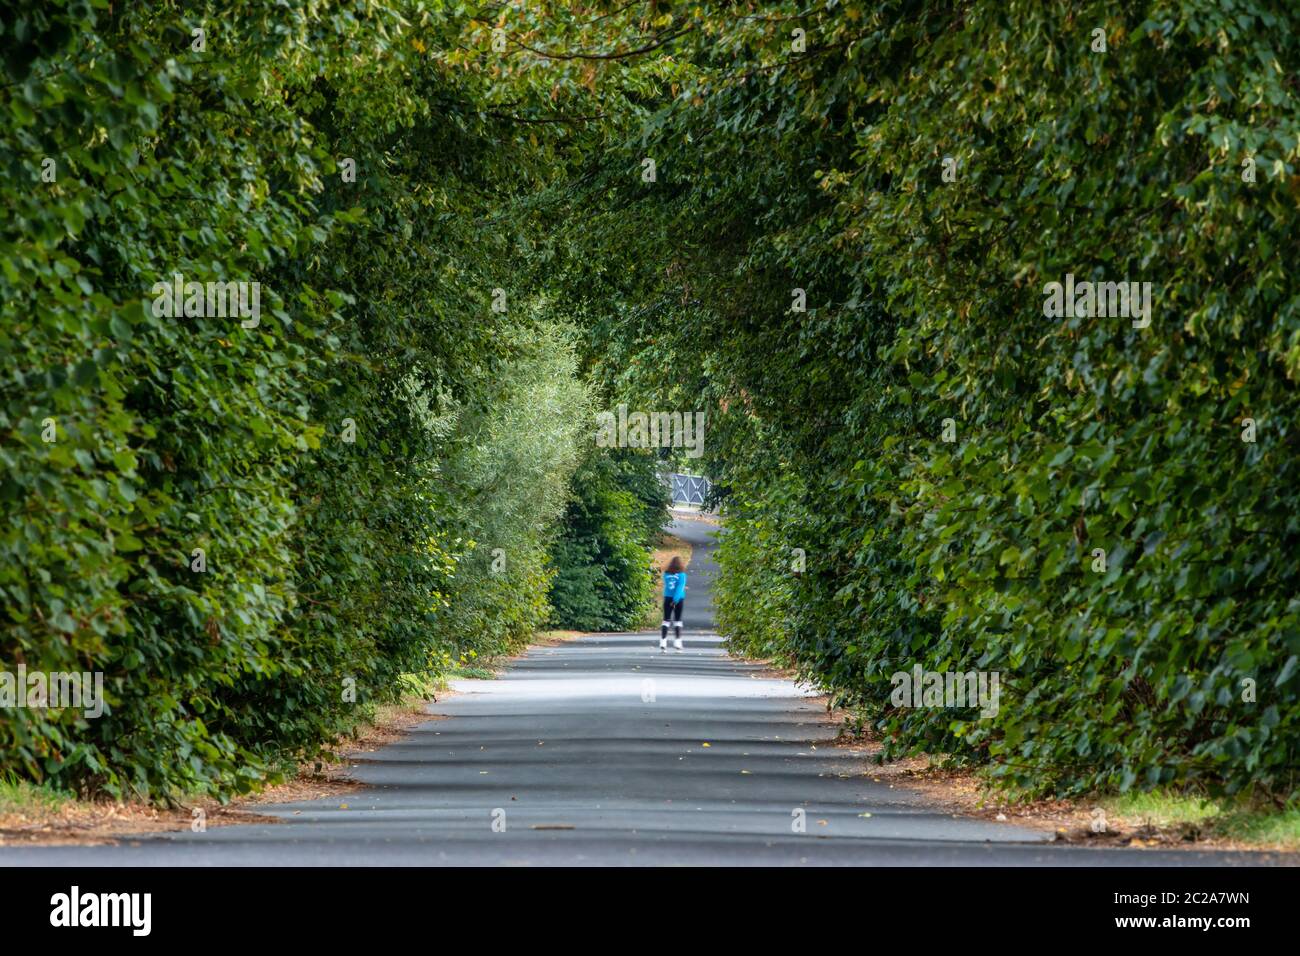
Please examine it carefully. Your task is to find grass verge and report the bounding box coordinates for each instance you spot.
[825,717,1299,853]
[1098,790,1300,851]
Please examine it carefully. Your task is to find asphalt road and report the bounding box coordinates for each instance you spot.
[0,516,1281,866]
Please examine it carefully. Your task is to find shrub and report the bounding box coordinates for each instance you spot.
[548,449,667,632]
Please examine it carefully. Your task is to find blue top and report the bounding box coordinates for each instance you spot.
[663,571,687,600]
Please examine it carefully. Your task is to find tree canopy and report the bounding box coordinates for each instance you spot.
[3,0,1298,801]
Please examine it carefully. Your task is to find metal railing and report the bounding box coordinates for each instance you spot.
[668,473,711,507]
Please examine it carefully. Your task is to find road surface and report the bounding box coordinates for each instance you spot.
[0,516,1279,865]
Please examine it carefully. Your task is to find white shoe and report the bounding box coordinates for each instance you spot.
[659,638,667,652]
[673,637,683,651]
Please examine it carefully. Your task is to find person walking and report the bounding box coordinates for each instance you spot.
[660,556,687,652]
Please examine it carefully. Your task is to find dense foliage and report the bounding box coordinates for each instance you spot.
[5,0,1298,804]
[548,449,666,632]
[0,0,592,798]
[509,0,1300,799]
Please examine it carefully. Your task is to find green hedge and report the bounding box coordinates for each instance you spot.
[0,1,584,798]
[548,449,666,632]
[7,0,1299,804]
[533,0,1300,799]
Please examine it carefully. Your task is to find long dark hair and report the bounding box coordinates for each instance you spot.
[665,556,684,574]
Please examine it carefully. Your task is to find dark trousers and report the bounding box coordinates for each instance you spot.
[661,596,683,640]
